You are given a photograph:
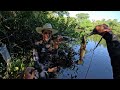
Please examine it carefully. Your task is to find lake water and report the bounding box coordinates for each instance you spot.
[57,39,113,79]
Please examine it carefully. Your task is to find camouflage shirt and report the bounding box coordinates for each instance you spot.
[33,38,54,63]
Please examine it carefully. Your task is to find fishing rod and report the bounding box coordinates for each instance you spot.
[85,33,105,79]
[92,32,106,51]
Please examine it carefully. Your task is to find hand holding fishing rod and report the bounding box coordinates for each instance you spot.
[89,24,112,36]
[74,24,111,66]
[88,24,112,51]
[85,24,120,79]
[84,24,112,79]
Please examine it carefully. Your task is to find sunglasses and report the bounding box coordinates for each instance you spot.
[42,29,52,34]
[43,32,51,34]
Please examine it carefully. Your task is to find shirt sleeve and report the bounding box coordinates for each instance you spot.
[104,32,120,57]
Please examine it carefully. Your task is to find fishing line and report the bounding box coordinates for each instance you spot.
[84,40,96,79]
[84,35,104,79]
[84,50,94,79]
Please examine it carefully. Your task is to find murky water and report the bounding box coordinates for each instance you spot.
[57,39,113,79]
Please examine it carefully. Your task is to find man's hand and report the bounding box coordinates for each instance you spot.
[24,67,36,79]
[48,67,58,73]
[52,35,63,49]
[56,35,63,43]
[91,24,112,35]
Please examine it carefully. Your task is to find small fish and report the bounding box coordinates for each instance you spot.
[77,36,86,65]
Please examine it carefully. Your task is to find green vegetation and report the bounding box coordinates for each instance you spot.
[0,11,120,78]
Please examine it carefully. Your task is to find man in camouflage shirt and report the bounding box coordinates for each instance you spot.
[33,23,62,79]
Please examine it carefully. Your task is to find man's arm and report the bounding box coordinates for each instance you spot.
[103,31,120,57]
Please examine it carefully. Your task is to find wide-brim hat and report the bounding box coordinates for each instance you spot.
[36,23,58,34]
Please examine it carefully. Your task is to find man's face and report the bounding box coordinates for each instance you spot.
[42,30,52,39]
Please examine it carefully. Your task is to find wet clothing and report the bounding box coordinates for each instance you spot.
[103,31,120,79]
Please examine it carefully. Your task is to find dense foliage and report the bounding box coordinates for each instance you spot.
[0,11,120,78]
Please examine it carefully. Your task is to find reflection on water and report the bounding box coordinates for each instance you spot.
[88,35,107,48]
[57,36,113,79]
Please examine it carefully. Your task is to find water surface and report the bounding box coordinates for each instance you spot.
[57,37,113,79]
